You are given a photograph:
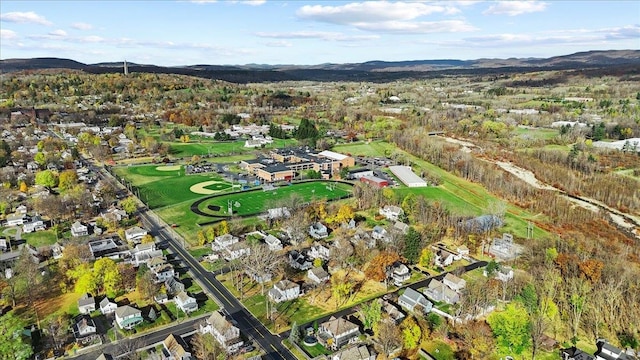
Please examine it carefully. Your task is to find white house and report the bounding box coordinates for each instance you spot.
[289,250,312,271]
[200,312,244,353]
[424,279,460,305]
[443,273,466,292]
[308,243,330,260]
[434,249,456,267]
[371,226,388,242]
[125,226,148,243]
[379,205,404,221]
[223,241,250,261]
[71,221,89,237]
[309,222,329,239]
[22,216,45,233]
[72,316,97,340]
[398,288,433,314]
[99,298,117,315]
[174,291,198,313]
[6,213,26,226]
[268,280,301,303]
[212,234,239,251]
[264,234,283,251]
[151,263,175,283]
[165,277,185,295]
[392,221,410,235]
[267,207,290,220]
[77,294,96,314]
[319,316,361,350]
[114,305,143,330]
[307,267,330,284]
[389,262,410,286]
[484,265,514,282]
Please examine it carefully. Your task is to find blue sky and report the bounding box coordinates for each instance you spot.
[1,1,638,66]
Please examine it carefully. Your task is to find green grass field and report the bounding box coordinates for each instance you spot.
[195,181,353,218]
[114,164,232,209]
[514,127,559,140]
[22,229,58,247]
[169,138,297,158]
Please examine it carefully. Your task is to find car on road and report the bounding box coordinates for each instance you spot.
[171,223,179,228]
[240,345,255,353]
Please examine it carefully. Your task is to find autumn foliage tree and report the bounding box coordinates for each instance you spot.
[365,251,401,282]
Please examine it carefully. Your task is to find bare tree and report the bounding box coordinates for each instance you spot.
[191,332,223,360]
[376,318,402,357]
[244,243,283,295]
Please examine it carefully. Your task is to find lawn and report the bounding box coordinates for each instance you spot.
[423,340,456,360]
[169,138,297,158]
[334,141,396,157]
[22,229,58,247]
[514,127,559,140]
[301,343,331,357]
[194,181,353,219]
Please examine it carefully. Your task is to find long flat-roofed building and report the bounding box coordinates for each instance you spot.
[389,165,427,187]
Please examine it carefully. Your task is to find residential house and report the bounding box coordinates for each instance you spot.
[78,294,96,314]
[561,347,595,360]
[288,250,312,271]
[456,245,470,257]
[388,262,410,286]
[125,226,148,244]
[72,316,97,341]
[174,291,198,314]
[15,205,27,215]
[264,234,283,251]
[222,241,250,261]
[212,234,239,251]
[308,243,330,260]
[165,277,185,296]
[6,213,26,226]
[307,267,330,284]
[268,280,301,303]
[114,305,143,329]
[380,299,405,323]
[330,345,375,360]
[379,205,404,221]
[246,270,272,284]
[51,243,64,260]
[267,207,290,220]
[99,298,117,315]
[71,221,89,237]
[0,239,7,252]
[392,221,410,235]
[22,216,45,233]
[309,222,329,239]
[352,229,376,249]
[318,316,361,350]
[371,226,388,242]
[594,339,630,360]
[443,273,466,292]
[101,207,127,223]
[132,243,163,267]
[434,249,456,267]
[162,334,192,360]
[424,279,460,305]
[484,265,514,282]
[200,312,244,353]
[151,262,175,283]
[398,288,433,314]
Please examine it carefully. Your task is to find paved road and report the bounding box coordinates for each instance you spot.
[139,209,296,360]
[71,316,204,360]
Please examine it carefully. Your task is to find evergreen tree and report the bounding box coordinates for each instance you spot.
[403,227,422,264]
[289,321,300,344]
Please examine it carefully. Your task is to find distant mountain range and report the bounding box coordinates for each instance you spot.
[1,50,639,83]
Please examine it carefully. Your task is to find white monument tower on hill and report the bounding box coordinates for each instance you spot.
[124,60,129,76]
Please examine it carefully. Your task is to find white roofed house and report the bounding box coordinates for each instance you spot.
[268,280,301,303]
[71,221,89,237]
[307,267,330,284]
[223,241,250,261]
[371,225,388,242]
[174,291,198,314]
[398,287,433,314]
[22,216,45,233]
[200,312,244,353]
[434,249,456,268]
[6,213,26,226]
[318,316,361,350]
[424,279,460,305]
[264,234,283,251]
[308,243,330,260]
[212,233,238,251]
[125,226,148,244]
[77,294,96,314]
[99,298,117,315]
[443,273,466,292]
[72,316,98,344]
[379,205,404,221]
[165,277,185,296]
[309,222,329,239]
[115,305,143,330]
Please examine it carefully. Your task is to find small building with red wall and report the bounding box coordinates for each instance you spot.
[360,175,388,188]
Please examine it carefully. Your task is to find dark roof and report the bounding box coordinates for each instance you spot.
[263,163,292,173]
[561,347,595,360]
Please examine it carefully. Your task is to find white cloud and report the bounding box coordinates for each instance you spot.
[0,29,18,40]
[233,0,267,5]
[483,1,547,16]
[265,40,293,47]
[355,20,476,34]
[297,1,460,24]
[0,11,52,25]
[256,31,379,41]
[71,22,93,30]
[49,29,68,37]
[427,25,640,48]
[189,0,217,3]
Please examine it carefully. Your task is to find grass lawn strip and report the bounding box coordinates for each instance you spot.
[156,165,181,171]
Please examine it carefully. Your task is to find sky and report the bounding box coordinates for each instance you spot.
[1,1,639,66]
